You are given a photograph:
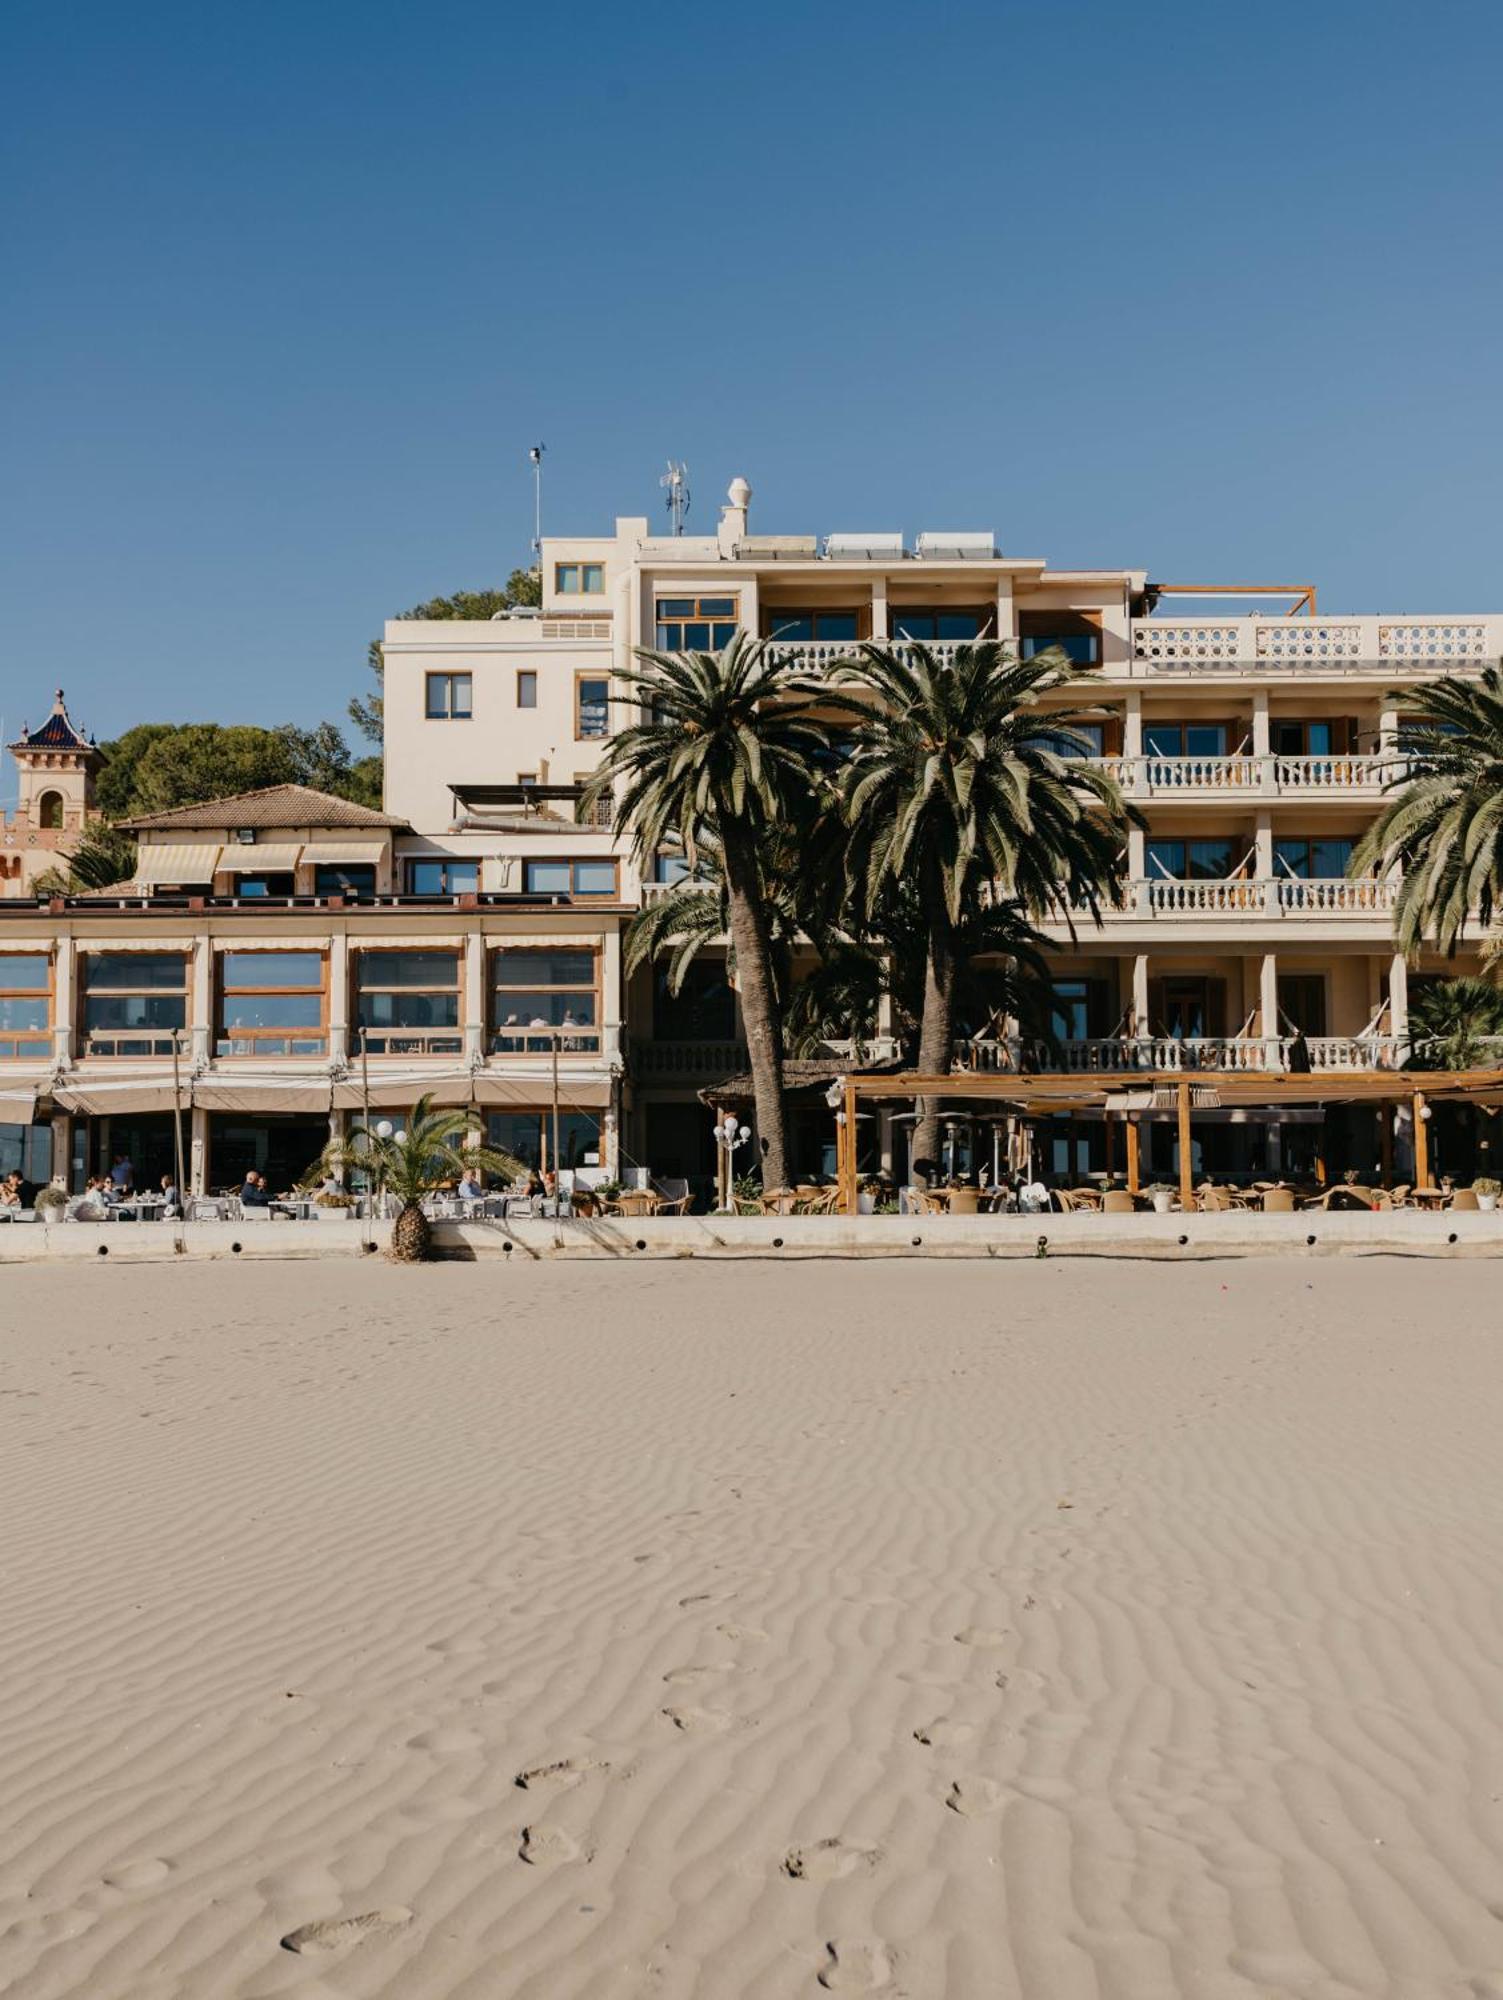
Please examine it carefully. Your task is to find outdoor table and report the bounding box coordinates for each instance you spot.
[1408,1187,1450,1209]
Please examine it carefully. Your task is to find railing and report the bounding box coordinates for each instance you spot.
[1094,753,1388,796]
[351,1030,465,1057]
[766,638,966,671]
[80,1033,182,1058]
[1275,876,1395,914]
[1273,753,1387,790]
[964,1034,1408,1073]
[1131,616,1498,675]
[215,1035,329,1059]
[1126,877,1397,918]
[631,1038,748,1079]
[491,1030,603,1055]
[0,1034,51,1060]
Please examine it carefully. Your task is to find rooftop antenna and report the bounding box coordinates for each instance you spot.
[661,460,690,536]
[528,444,545,557]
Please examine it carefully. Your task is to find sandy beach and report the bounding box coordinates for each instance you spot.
[3,1258,1503,1999]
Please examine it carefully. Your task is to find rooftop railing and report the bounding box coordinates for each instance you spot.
[1130,617,1498,675]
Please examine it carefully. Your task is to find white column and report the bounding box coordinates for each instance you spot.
[1123,689,1143,758]
[1379,702,1399,756]
[1131,953,1150,1034]
[994,578,1016,642]
[1127,824,1147,880]
[1254,809,1274,880]
[327,933,349,1063]
[601,925,623,1054]
[190,1105,209,1195]
[1260,951,1279,1038]
[1251,687,1271,756]
[52,937,75,1066]
[869,577,888,640]
[1389,951,1409,1041]
[190,937,212,1065]
[463,930,485,1062]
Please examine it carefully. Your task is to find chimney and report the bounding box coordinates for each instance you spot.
[717,475,751,557]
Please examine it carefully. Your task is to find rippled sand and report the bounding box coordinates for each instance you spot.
[3,1259,1503,1999]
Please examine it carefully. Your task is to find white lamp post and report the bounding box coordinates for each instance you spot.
[713,1112,751,1212]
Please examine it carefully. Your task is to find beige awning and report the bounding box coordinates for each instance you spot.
[330,1072,476,1111]
[0,1085,38,1119]
[222,843,303,872]
[191,1080,334,1114]
[472,1073,612,1108]
[133,841,221,884]
[53,1082,182,1116]
[301,840,387,865]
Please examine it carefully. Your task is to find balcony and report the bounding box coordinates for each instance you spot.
[766,638,965,672]
[965,1034,1407,1074]
[1096,753,1388,798]
[1138,877,1395,918]
[1130,617,1498,677]
[632,1038,748,1080]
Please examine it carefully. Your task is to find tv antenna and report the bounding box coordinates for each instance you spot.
[528,444,546,555]
[661,460,690,536]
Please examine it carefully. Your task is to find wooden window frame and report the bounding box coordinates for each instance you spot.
[521,858,619,900]
[425,671,473,720]
[489,946,602,1056]
[555,561,605,596]
[78,950,189,1058]
[516,668,538,709]
[654,594,741,652]
[759,606,869,643]
[574,672,611,740]
[403,857,481,897]
[353,946,463,1057]
[215,950,328,1058]
[0,951,52,1060]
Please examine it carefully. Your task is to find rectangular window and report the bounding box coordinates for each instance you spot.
[651,851,694,885]
[1030,720,1104,757]
[355,950,461,1055]
[555,562,605,595]
[314,862,376,898]
[517,669,538,708]
[491,948,600,1054]
[1020,632,1101,665]
[1144,722,1230,758]
[229,872,296,899]
[1275,837,1354,880]
[81,951,188,1055]
[522,859,618,898]
[655,595,739,651]
[763,609,861,643]
[1272,720,1337,756]
[405,857,480,896]
[217,951,327,1057]
[486,1109,601,1173]
[890,608,989,642]
[0,954,50,1059]
[1146,839,1237,881]
[425,672,473,719]
[576,676,610,738]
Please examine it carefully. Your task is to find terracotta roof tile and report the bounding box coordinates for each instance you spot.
[119,784,408,832]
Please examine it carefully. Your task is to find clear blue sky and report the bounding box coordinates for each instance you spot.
[4,0,1500,749]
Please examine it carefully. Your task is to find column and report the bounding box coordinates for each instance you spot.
[1260,950,1279,1040]
[1127,824,1147,881]
[601,925,623,1059]
[327,1107,347,1183]
[1254,809,1274,882]
[327,933,349,1064]
[869,577,889,640]
[190,936,212,1065]
[1131,953,1150,1035]
[190,1106,209,1196]
[50,1112,72,1191]
[1123,689,1143,758]
[1252,687,1274,796]
[463,930,485,1062]
[52,936,75,1066]
[994,579,1015,642]
[1389,951,1410,1045]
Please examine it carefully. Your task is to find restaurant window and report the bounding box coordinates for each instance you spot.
[555,562,605,595]
[575,676,610,739]
[517,669,538,708]
[655,595,739,651]
[486,1109,601,1173]
[654,958,736,1042]
[1146,838,1238,880]
[522,859,618,898]
[0,954,50,1059]
[763,609,861,643]
[314,861,376,898]
[425,671,473,719]
[405,857,480,896]
[217,951,326,1057]
[1274,837,1354,879]
[355,950,461,1054]
[491,948,600,1054]
[890,608,990,642]
[81,951,187,1056]
[1143,722,1231,758]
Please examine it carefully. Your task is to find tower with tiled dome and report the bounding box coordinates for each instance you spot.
[2,691,103,895]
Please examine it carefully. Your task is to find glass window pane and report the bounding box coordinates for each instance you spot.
[653,854,692,884]
[314,863,374,897]
[711,623,737,648]
[698,599,736,617]
[573,861,616,894]
[487,1112,542,1168]
[85,952,185,991]
[494,949,594,988]
[577,680,609,736]
[491,991,598,1028]
[1271,722,1303,755]
[85,994,186,1030]
[450,675,472,717]
[892,613,934,639]
[0,956,48,990]
[1185,725,1227,757]
[820,612,858,641]
[556,565,579,593]
[1144,725,1182,757]
[656,623,678,649]
[682,623,711,650]
[426,677,448,717]
[358,991,460,1028]
[1307,722,1332,756]
[1309,839,1352,878]
[220,992,324,1029]
[582,565,604,592]
[359,951,458,988]
[657,598,694,619]
[517,672,537,708]
[222,952,323,988]
[1187,840,1233,879]
[525,861,573,894]
[937,613,983,640]
[0,997,48,1031]
[769,614,813,641]
[1147,840,1186,877]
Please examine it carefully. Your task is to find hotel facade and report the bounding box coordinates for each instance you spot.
[2,479,1499,1194]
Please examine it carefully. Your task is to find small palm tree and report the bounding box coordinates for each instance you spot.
[829,640,1135,1165]
[312,1096,523,1262]
[1354,666,1503,952]
[1407,976,1503,1070]
[32,825,139,895]
[580,634,830,1191]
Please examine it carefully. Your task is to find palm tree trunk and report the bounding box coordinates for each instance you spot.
[721,832,791,1192]
[912,917,958,1180]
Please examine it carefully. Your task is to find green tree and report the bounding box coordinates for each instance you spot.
[95,720,378,821]
[581,633,828,1192]
[1406,976,1503,1069]
[830,641,1134,1169]
[1353,665,1503,953]
[312,1096,523,1262]
[31,825,140,896]
[353,569,543,744]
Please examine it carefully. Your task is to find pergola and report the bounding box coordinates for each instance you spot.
[833,1069,1503,1215]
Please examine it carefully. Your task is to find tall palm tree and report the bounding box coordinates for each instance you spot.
[580,633,830,1191]
[1354,666,1503,953]
[312,1096,522,1262]
[830,640,1134,1167]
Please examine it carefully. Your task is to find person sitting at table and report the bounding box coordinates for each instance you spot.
[0,1173,21,1210]
[457,1168,483,1200]
[240,1170,271,1208]
[159,1172,180,1212]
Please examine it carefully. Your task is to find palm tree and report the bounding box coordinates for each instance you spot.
[1353,666,1503,953]
[830,640,1135,1167]
[312,1095,522,1262]
[1406,976,1503,1069]
[580,634,830,1191]
[32,825,139,895]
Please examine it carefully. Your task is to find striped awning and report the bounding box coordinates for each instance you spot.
[222,843,302,872]
[133,841,221,884]
[300,840,386,865]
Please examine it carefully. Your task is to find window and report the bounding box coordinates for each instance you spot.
[355,950,461,1054]
[491,949,600,1053]
[654,959,736,1042]
[81,952,187,1055]
[1146,839,1238,881]
[314,862,375,898]
[1030,720,1104,757]
[1271,719,1354,756]
[487,1109,601,1173]
[763,609,861,643]
[523,859,618,898]
[37,790,64,830]
[517,670,538,708]
[1018,613,1101,666]
[1277,974,1327,1037]
[1144,722,1230,758]
[1274,837,1354,880]
[0,954,50,1059]
[555,562,605,595]
[425,672,473,719]
[655,596,739,651]
[576,675,610,738]
[651,851,694,885]
[1159,977,1225,1039]
[1046,978,1110,1042]
[890,608,990,642]
[217,951,326,1057]
[229,871,295,899]
[405,857,480,896]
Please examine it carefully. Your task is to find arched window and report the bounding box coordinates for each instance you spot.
[37,791,63,830]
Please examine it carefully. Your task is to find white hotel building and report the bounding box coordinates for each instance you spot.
[1,477,1499,1194]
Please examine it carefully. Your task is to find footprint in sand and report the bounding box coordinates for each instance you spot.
[662,1663,739,1686]
[103,1858,173,1891]
[281,1907,413,1955]
[945,1776,1006,1817]
[716,1621,768,1642]
[912,1718,974,1749]
[514,1756,606,1792]
[660,1705,739,1735]
[953,1627,1010,1647]
[782,1839,880,1883]
[519,1824,583,1866]
[408,1726,483,1754]
[818,1937,892,1990]
[427,1637,488,1657]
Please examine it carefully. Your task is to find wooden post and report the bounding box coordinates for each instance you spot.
[842,1077,860,1215]
[1314,1122,1327,1187]
[1379,1103,1393,1187]
[1105,1112,1117,1180]
[1125,1116,1141,1194]
[1413,1090,1429,1189]
[1177,1079,1193,1210]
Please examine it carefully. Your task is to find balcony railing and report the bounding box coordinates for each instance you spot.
[965,1034,1408,1073]
[631,1038,748,1079]
[1130,617,1498,676]
[1094,753,1388,796]
[766,638,966,671]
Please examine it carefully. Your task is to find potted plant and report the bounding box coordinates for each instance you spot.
[1473,1177,1500,1212]
[35,1183,68,1223]
[1145,1182,1177,1215]
[313,1189,356,1219]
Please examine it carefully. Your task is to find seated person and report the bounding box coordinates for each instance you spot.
[457,1169,484,1200]
[240,1170,271,1208]
[159,1173,180,1211]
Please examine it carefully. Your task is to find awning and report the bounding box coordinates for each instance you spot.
[133,841,221,885]
[330,1072,477,1111]
[472,1073,612,1108]
[0,1085,39,1119]
[52,1082,182,1116]
[222,843,303,872]
[191,1080,334,1114]
[300,840,387,865]
[328,1072,614,1111]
